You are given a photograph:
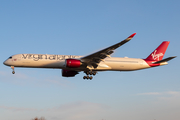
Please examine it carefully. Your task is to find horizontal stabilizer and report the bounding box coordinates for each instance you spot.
[153,56,177,64]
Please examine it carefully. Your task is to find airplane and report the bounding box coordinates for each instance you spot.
[3,33,176,80]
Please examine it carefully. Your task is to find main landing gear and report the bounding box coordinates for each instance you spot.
[11,66,15,74]
[83,71,97,80]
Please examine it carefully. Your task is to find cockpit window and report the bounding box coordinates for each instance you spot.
[9,56,12,59]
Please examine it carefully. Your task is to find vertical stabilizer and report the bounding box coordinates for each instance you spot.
[145,41,170,61]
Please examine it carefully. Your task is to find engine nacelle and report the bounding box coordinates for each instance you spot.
[62,69,79,77]
[65,59,82,68]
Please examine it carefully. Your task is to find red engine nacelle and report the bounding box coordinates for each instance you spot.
[65,59,82,68]
[62,69,79,77]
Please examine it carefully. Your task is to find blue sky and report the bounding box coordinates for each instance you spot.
[0,1,180,120]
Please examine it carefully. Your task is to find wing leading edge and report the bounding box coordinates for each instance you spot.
[81,33,136,68]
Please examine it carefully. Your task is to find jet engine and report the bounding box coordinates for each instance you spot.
[65,59,82,68]
[62,69,79,77]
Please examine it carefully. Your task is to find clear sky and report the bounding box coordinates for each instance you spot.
[0,1,180,120]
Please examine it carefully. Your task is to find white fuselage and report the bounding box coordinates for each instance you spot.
[3,54,163,71]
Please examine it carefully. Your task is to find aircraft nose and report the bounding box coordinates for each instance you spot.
[3,60,10,66]
[3,60,7,65]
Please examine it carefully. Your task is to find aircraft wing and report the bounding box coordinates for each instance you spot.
[80,33,136,68]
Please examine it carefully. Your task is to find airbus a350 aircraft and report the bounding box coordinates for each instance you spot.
[3,33,176,80]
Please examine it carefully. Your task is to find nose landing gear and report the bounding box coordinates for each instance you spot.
[11,66,15,74]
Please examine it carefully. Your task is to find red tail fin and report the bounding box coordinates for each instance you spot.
[145,41,170,61]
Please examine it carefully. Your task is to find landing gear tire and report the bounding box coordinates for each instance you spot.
[86,71,89,75]
[89,76,93,80]
[83,71,97,80]
[12,71,15,74]
[83,76,93,80]
[92,72,96,75]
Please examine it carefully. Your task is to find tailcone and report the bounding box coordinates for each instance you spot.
[160,62,168,66]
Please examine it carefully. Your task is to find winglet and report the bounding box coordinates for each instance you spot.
[128,33,136,39]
